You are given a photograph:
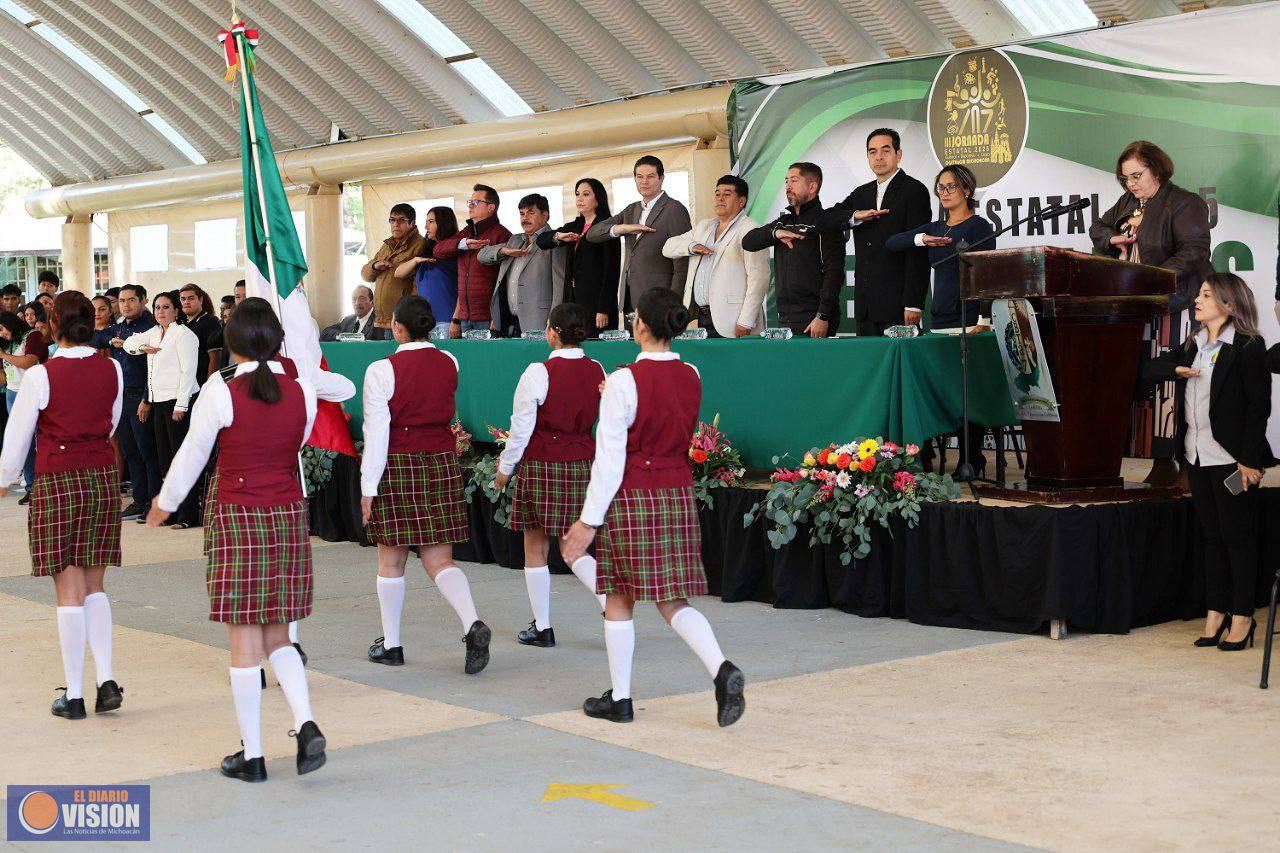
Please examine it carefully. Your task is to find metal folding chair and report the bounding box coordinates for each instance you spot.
[1261,566,1279,689]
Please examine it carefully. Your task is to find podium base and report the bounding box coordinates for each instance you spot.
[972,480,1186,505]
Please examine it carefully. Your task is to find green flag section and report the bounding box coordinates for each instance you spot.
[237,36,306,300]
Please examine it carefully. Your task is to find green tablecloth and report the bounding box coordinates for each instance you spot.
[321,335,1018,469]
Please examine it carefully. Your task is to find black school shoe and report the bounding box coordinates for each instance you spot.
[51,689,86,720]
[293,642,308,666]
[291,721,327,775]
[95,680,124,713]
[714,661,746,728]
[220,750,267,783]
[517,621,556,648]
[367,637,404,666]
[463,621,491,675]
[583,689,634,723]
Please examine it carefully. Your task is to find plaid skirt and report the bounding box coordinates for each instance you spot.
[510,459,591,537]
[206,499,312,624]
[597,486,707,602]
[28,466,122,577]
[368,451,469,547]
[202,469,220,556]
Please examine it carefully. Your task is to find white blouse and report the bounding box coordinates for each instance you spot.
[497,348,601,476]
[0,347,123,487]
[154,361,317,513]
[579,351,697,527]
[360,341,460,497]
[124,322,199,410]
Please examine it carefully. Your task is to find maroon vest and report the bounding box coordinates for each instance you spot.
[36,355,118,474]
[526,355,604,463]
[215,373,307,506]
[387,347,457,454]
[620,359,700,489]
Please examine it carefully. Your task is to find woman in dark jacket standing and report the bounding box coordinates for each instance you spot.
[537,178,620,335]
[1146,273,1273,651]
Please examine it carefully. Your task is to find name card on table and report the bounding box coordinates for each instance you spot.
[884,325,920,338]
[335,332,366,342]
[522,330,545,340]
[599,330,632,342]
[761,328,793,340]
[678,328,708,340]
[462,329,493,340]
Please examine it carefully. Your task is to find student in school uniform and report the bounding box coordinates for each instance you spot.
[147,298,326,783]
[562,287,745,727]
[494,302,608,647]
[361,295,491,675]
[1,292,125,720]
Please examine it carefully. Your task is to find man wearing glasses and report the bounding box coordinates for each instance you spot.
[433,184,512,337]
[362,202,425,327]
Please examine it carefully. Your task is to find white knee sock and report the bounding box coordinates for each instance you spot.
[669,607,727,679]
[604,619,635,700]
[377,576,405,649]
[524,565,551,630]
[570,556,607,612]
[229,667,264,759]
[433,566,478,633]
[83,592,114,686]
[287,621,299,645]
[268,646,314,731]
[56,606,87,700]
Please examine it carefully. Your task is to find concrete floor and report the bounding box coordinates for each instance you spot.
[2,488,1278,851]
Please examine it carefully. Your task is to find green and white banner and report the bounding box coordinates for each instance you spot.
[730,3,1280,446]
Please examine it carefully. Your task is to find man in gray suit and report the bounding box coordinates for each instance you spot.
[479,193,564,337]
[586,155,692,319]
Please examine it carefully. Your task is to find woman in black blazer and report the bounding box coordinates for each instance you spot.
[536,178,620,335]
[1146,273,1274,650]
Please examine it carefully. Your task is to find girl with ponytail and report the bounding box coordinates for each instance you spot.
[494,302,608,648]
[147,297,327,783]
[562,287,746,727]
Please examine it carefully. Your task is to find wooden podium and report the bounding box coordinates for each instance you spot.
[959,246,1175,502]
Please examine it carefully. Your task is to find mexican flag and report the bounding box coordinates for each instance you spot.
[232,24,355,457]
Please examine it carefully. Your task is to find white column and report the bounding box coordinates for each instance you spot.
[303,184,344,327]
[60,214,94,294]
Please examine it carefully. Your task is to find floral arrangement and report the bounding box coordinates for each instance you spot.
[745,437,959,564]
[689,416,745,509]
[468,426,516,526]
[451,417,473,459]
[299,445,337,495]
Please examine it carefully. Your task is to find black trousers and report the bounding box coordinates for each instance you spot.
[119,388,160,508]
[691,303,723,338]
[151,399,199,525]
[856,319,892,337]
[1186,460,1260,616]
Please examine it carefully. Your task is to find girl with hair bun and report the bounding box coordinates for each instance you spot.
[2,292,125,722]
[563,287,745,727]
[494,302,608,648]
[147,297,327,783]
[360,294,491,676]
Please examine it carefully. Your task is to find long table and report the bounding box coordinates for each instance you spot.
[321,335,1018,469]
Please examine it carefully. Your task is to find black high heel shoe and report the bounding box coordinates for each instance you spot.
[1218,617,1257,651]
[1194,614,1231,647]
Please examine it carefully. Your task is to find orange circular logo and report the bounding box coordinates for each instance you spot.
[19,791,59,834]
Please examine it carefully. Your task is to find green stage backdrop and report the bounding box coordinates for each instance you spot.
[729,3,1280,449]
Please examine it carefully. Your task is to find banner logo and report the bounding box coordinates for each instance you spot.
[928,49,1028,188]
[7,786,150,842]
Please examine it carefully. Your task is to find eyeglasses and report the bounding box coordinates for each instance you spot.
[466,198,494,208]
[1123,169,1147,185]
[387,217,411,225]
[935,182,961,195]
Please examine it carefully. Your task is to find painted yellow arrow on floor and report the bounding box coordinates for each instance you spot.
[542,783,654,811]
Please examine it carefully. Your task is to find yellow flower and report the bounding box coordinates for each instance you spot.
[858,439,879,460]
[803,452,817,468]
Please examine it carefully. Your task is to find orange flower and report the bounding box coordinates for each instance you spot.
[858,455,876,472]
[835,453,852,470]
[691,449,708,464]
[818,449,831,466]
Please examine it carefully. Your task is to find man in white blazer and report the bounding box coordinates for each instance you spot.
[663,175,769,337]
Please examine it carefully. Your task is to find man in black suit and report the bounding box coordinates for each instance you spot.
[820,128,932,336]
[319,285,390,341]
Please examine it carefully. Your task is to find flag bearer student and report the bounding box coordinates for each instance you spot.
[147,298,326,782]
[361,294,491,674]
[1,292,125,720]
[562,287,745,726]
[494,302,608,647]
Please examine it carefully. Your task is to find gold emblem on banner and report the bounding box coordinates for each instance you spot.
[927,49,1028,188]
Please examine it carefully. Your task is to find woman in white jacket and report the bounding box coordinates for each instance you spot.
[125,291,200,527]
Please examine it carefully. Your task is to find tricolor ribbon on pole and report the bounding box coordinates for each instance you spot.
[217,21,258,83]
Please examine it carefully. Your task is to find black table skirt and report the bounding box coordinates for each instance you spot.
[309,470,1278,635]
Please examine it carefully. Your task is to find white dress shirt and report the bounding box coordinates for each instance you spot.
[1184,325,1236,466]
[579,351,698,527]
[611,191,666,238]
[124,322,199,410]
[0,347,124,487]
[498,349,601,475]
[154,361,317,513]
[360,341,460,497]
